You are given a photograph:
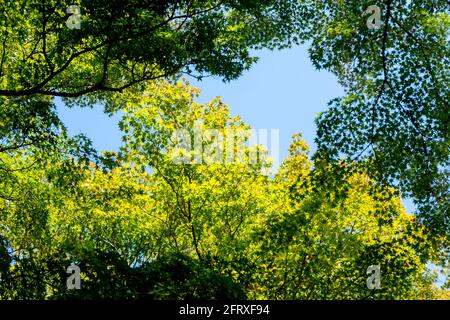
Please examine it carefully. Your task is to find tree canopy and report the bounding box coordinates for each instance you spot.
[0,0,302,99]
[309,0,450,235]
[0,0,449,300]
[0,81,448,299]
